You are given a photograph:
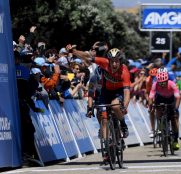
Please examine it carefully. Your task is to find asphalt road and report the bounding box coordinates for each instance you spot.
[1,143,181,174]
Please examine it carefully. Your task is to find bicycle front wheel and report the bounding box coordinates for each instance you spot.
[153,118,162,148]
[161,116,168,157]
[106,119,117,170]
[115,120,123,168]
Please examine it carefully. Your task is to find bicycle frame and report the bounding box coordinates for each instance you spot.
[94,103,125,169]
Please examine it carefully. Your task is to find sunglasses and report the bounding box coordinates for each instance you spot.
[110,59,120,63]
[158,81,167,86]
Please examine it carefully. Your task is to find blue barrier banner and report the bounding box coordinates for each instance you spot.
[0,0,22,167]
[76,100,101,150]
[142,8,181,29]
[64,100,94,153]
[30,100,67,163]
[49,100,79,157]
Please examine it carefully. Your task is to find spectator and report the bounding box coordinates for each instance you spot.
[131,69,147,103]
[57,47,69,67]
[33,57,60,92]
[29,67,49,109]
[14,51,43,161]
[166,48,181,72]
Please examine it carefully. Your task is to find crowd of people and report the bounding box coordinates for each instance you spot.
[13,26,181,164]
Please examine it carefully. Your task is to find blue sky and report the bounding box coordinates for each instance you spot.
[112,0,181,8]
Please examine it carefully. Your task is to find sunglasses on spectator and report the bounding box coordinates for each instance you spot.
[140,72,145,75]
[74,67,80,70]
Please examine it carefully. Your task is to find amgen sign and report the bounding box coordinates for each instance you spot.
[142,8,181,30]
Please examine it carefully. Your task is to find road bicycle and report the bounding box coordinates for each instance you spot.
[155,103,175,156]
[94,103,125,170]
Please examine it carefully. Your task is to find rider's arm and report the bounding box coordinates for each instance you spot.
[87,81,95,108]
[148,82,156,99]
[72,49,92,66]
[148,82,156,110]
[123,88,130,109]
[66,44,109,69]
[86,76,97,117]
[87,95,94,118]
[175,97,180,111]
[122,65,131,109]
[66,44,92,65]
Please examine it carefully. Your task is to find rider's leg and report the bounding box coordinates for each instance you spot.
[101,111,108,139]
[171,116,179,140]
[149,109,155,138]
[111,98,124,119]
[171,112,180,150]
[111,98,129,138]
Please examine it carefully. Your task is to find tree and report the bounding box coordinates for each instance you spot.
[9,0,153,58]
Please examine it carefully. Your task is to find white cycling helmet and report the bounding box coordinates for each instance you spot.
[107,48,122,60]
[157,66,168,74]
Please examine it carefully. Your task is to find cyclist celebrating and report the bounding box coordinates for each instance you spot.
[148,70,180,150]
[66,45,131,137]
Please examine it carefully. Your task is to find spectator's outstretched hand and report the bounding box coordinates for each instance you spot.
[30,26,37,33]
[66,44,76,52]
[54,64,61,74]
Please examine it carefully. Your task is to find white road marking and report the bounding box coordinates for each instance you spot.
[2,163,181,173]
[118,169,181,173]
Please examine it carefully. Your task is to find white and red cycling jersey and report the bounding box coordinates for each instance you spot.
[149,80,180,99]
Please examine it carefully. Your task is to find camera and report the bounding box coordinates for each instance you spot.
[96,42,107,52]
[93,42,107,56]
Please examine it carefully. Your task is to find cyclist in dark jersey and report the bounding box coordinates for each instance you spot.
[66,45,131,137]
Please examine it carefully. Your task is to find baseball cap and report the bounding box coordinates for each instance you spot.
[59,48,68,54]
[57,57,68,66]
[73,58,82,64]
[34,57,49,66]
[30,68,42,74]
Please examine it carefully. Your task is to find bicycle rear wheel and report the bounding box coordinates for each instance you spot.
[168,122,175,155]
[106,119,116,170]
[161,116,169,156]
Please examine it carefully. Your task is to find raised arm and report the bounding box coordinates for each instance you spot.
[66,44,93,66]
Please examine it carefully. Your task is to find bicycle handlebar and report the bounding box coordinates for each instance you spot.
[94,103,123,109]
[154,103,174,107]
